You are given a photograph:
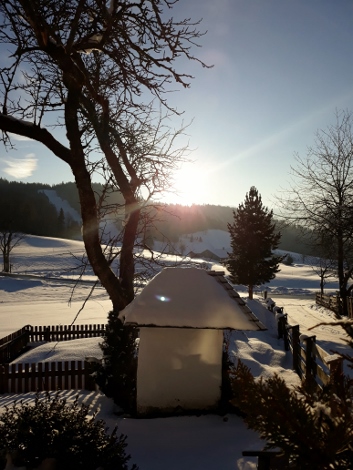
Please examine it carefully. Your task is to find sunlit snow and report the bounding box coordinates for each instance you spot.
[0,234,350,470]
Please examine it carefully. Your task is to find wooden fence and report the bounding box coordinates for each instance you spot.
[278,314,344,392]
[0,326,31,364]
[0,359,99,394]
[243,302,345,469]
[28,323,106,342]
[316,293,353,318]
[0,324,106,393]
[0,324,106,364]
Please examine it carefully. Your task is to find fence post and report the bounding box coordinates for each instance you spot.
[277,315,285,339]
[327,355,344,396]
[303,335,317,391]
[84,357,101,391]
[0,365,5,393]
[44,327,50,342]
[291,325,300,375]
[347,297,353,319]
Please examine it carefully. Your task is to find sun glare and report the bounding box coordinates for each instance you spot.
[166,165,209,205]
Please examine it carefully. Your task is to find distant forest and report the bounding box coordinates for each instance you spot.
[0,178,314,255]
[0,179,79,238]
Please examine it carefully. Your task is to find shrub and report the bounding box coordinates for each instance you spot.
[231,360,353,469]
[95,310,138,414]
[0,391,138,470]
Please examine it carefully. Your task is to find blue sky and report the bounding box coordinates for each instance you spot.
[1,0,353,209]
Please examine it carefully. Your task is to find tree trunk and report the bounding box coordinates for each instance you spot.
[248,285,253,300]
[337,233,347,316]
[119,205,141,304]
[65,87,128,312]
[72,166,128,312]
[3,251,9,272]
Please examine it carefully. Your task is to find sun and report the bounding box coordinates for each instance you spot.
[165,165,210,205]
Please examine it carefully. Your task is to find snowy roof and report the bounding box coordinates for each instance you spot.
[123,267,264,330]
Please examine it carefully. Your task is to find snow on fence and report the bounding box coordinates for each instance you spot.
[0,324,106,364]
[0,359,98,393]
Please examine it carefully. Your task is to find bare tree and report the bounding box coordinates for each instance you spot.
[0,229,24,272]
[308,233,337,295]
[0,0,208,311]
[311,257,336,296]
[278,110,353,315]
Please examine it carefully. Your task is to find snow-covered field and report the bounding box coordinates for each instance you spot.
[0,234,350,470]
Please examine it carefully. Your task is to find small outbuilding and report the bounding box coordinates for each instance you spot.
[123,267,265,415]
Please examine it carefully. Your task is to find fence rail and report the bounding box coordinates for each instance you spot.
[0,359,98,393]
[277,313,344,392]
[0,324,106,365]
[316,293,353,318]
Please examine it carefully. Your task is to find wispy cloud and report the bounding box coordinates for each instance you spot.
[2,153,37,178]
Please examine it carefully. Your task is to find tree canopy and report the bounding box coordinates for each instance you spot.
[279,110,353,315]
[0,0,208,311]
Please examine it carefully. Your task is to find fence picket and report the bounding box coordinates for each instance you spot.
[0,359,97,393]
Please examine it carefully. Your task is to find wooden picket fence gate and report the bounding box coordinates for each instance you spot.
[0,359,99,394]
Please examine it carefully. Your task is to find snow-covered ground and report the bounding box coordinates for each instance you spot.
[0,234,349,470]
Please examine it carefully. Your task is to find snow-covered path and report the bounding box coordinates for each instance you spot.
[278,297,350,353]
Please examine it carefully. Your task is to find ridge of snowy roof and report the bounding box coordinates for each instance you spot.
[123,267,266,330]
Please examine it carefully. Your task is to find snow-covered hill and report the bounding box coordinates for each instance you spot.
[40,189,81,223]
[41,189,122,242]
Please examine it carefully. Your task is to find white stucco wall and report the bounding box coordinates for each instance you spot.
[136,327,224,415]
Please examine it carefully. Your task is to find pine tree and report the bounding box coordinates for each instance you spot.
[57,208,66,237]
[226,186,281,299]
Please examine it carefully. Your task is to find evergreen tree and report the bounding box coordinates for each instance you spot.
[57,208,66,237]
[226,186,281,299]
[95,311,138,414]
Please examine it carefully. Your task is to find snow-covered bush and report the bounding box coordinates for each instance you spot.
[0,391,138,470]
